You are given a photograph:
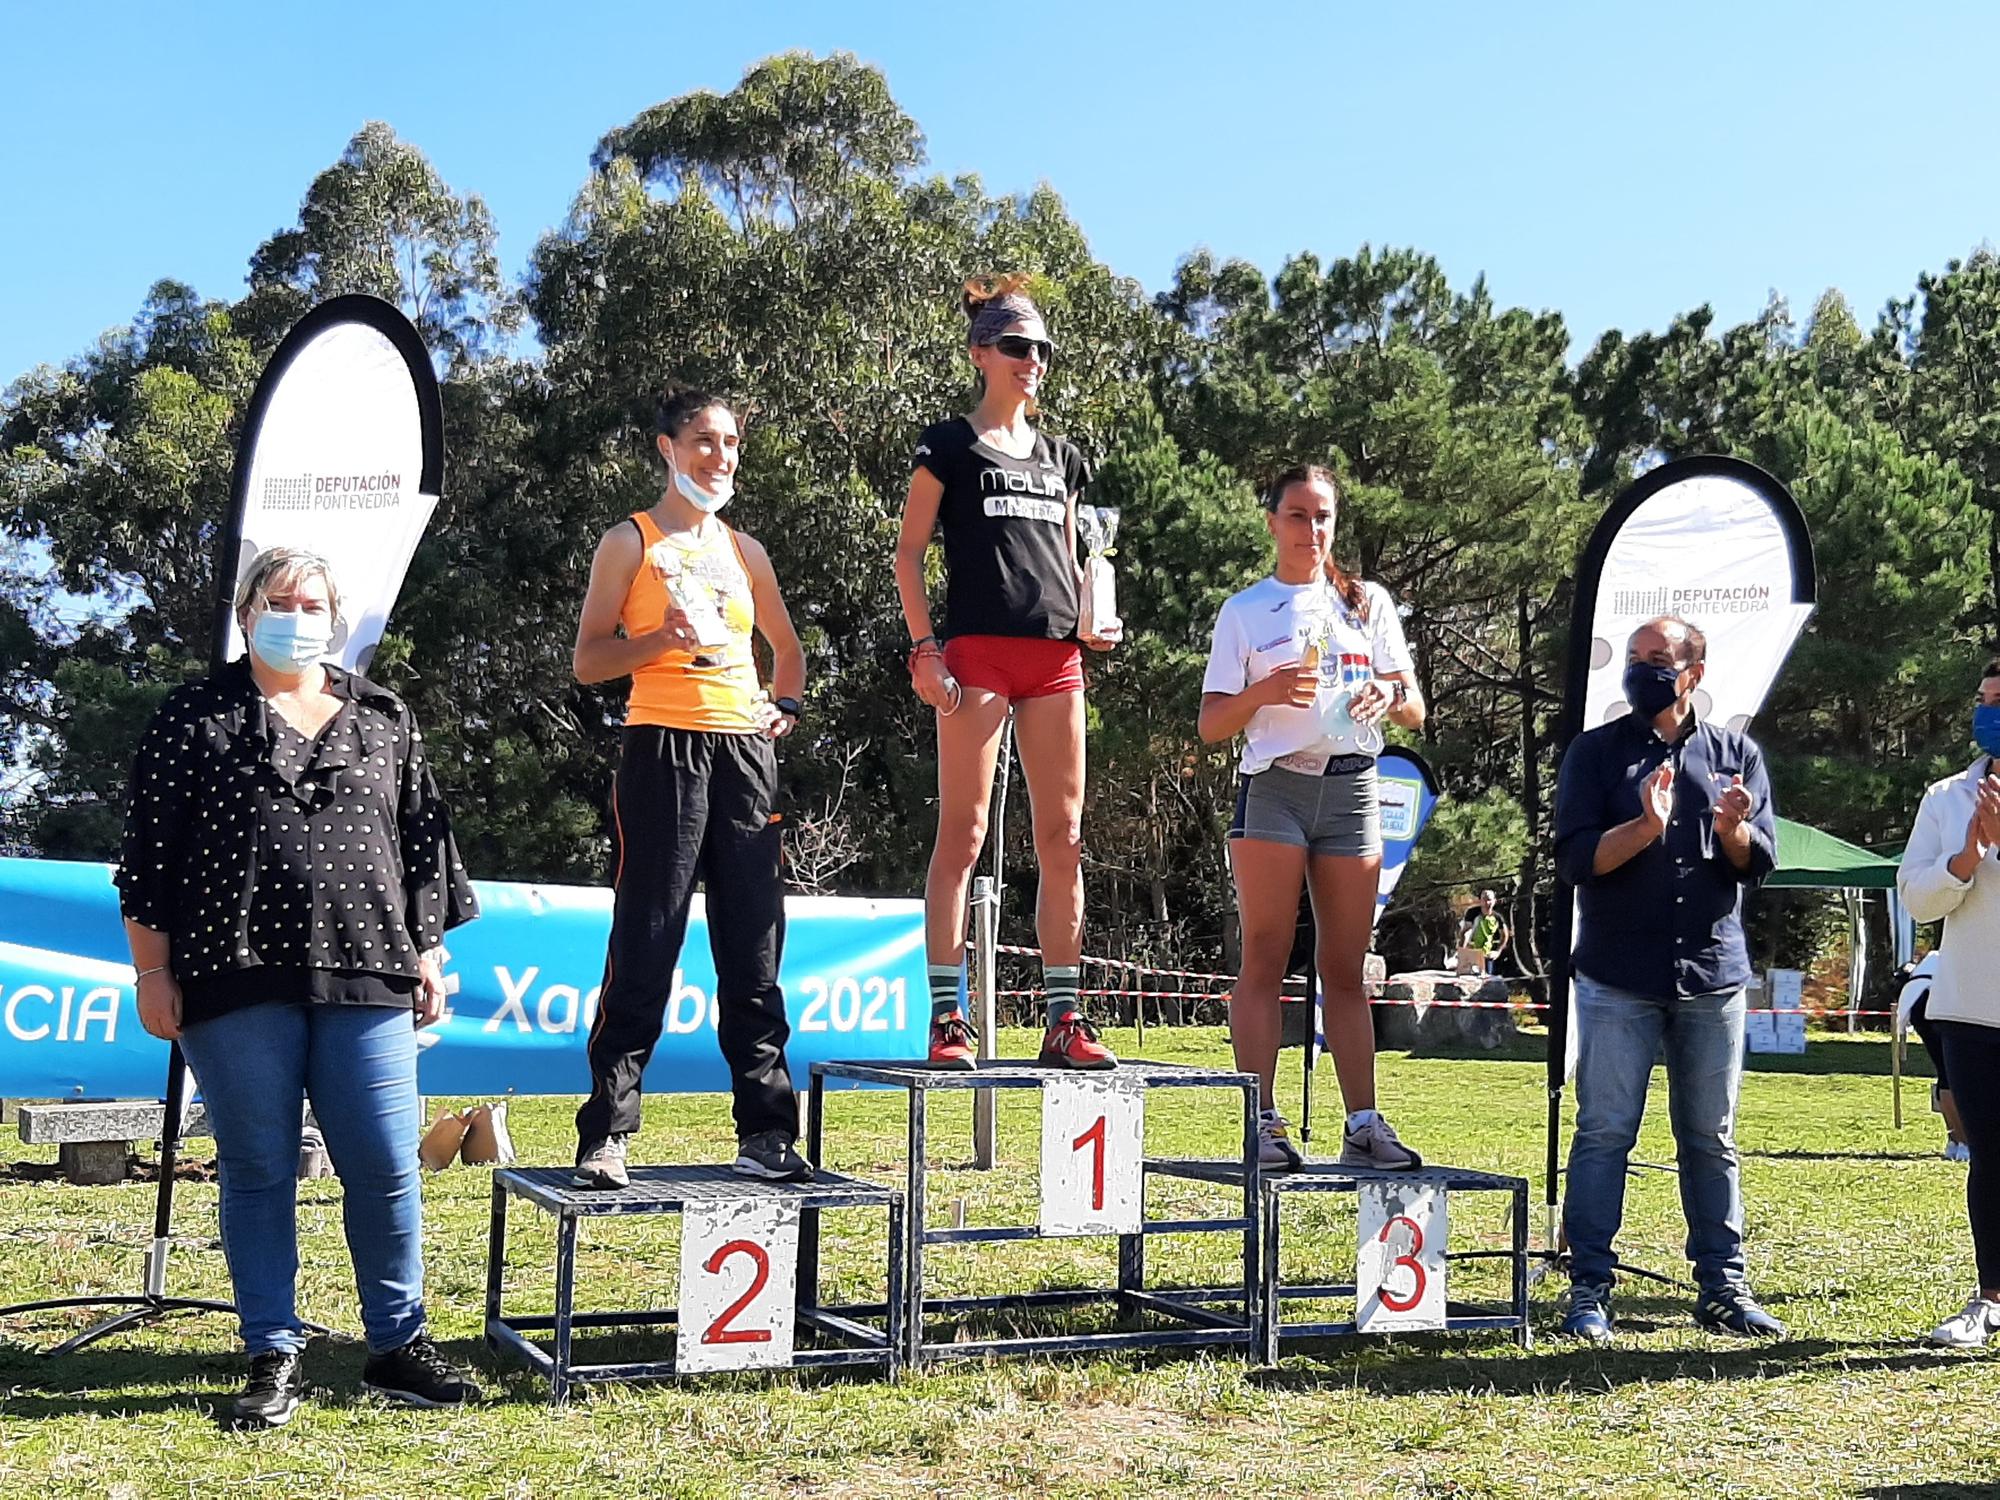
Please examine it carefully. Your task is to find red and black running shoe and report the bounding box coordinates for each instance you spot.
[928,1012,979,1069]
[1038,1012,1117,1069]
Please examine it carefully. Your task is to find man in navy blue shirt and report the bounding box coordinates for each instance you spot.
[1554,615,1785,1342]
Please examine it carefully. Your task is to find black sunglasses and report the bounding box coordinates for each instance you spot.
[990,334,1053,364]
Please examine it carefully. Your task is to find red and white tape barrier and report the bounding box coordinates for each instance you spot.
[986,945,1891,1019]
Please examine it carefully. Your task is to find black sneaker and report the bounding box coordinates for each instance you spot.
[1559,1280,1615,1344]
[733,1130,814,1182]
[360,1334,480,1408]
[1693,1287,1786,1339]
[228,1348,305,1430]
[572,1133,630,1189]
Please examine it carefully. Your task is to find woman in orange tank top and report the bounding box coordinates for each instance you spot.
[569,385,811,1187]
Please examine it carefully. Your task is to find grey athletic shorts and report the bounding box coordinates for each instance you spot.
[1230,759,1381,858]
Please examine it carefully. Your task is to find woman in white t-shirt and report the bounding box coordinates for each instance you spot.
[1199,465,1427,1171]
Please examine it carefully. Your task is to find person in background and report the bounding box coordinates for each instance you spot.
[1461,889,1509,974]
[1199,465,1427,1171]
[1553,615,1786,1342]
[570,384,811,1189]
[895,273,1122,1071]
[1897,657,2000,1346]
[120,547,480,1429]
[1897,953,1969,1162]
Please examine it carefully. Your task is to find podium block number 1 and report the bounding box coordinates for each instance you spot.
[1040,1075,1145,1236]
[677,1199,801,1372]
[1356,1180,1446,1333]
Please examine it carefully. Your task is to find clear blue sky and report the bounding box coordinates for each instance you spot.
[4,0,1998,381]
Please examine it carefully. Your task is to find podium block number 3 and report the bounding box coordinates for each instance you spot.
[1040,1075,1145,1236]
[677,1199,802,1372]
[1356,1180,1446,1333]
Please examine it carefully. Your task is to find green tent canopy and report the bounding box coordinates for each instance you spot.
[1766,817,1901,890]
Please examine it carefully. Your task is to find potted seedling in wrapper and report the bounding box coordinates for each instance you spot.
[1076,505,1122,640]
[651,542,732,652]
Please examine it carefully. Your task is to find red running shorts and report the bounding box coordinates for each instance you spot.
[943,634,1085,700]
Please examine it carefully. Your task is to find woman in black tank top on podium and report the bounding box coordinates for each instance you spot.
[895,274,1121,1069]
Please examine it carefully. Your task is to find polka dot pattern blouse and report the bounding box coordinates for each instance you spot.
[116,659,478,1021]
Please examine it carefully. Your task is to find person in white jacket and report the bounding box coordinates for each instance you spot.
[1897,658,2000,1347]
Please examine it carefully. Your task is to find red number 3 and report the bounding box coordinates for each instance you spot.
[1377,1214,1427,1313]
[701,1238,774,1345]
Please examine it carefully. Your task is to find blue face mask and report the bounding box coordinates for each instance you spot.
[1975,703,2000,757]
[673,469,733,515]
[250,608,335,671]
[1622,661,1683,718]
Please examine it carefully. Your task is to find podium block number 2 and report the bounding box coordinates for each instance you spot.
[1356,1180,1446,1333]
[677,1199,802,1372]
[1040,1075,1145,1236]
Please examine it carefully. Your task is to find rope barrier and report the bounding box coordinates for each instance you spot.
[986,945,1896,1021]
[995,987,1549,1010]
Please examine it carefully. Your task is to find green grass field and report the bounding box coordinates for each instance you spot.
[0,1028,1989,1499]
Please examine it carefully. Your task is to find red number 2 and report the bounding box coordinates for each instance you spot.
[1377,1214,1428,1313]
[1071,1114,1108,1211]
[700,1239,774,1345]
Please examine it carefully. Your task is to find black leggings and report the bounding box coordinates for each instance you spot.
[576,726,796,1146]
[1938,1020,2000,1288]
[1910,992,1949,1090]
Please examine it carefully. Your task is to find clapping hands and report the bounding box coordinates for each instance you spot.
[1974,773,2000,852]
[1712,773,1755,838]
[1640,762,1675,834]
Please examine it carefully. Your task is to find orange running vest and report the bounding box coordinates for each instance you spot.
[621,510,762,733]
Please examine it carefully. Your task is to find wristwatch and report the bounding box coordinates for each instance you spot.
[1389,680,1409,706]
[773,696,803,720]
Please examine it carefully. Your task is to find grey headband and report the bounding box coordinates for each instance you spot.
[970,294,1049,348]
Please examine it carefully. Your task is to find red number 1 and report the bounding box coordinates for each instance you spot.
[1377,1214,1428,1312]
[1072,1114,1108,1211]
[700,1239,774,1344]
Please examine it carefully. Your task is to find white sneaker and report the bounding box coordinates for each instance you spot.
[1928,1296,2000,1348]
[1258,1110,1304,1171]
[1339,1111,1424,1171]
[1945,1140,1972,1164]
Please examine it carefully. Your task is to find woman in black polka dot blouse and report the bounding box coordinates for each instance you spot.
[116,546,480,1430]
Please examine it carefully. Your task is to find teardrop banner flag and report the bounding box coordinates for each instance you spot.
[214,293,444,673]
[1572,458,1816,739]
[1542,455,1815,1240]
[1374,747,1442,928]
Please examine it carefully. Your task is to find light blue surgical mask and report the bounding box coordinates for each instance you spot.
[673,469,734,515]
[249,608,335,671]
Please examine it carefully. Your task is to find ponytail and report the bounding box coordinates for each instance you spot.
[1262,463,1368,621]
[961,271,1036,328]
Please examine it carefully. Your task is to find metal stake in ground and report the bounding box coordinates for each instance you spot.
[972,711,1014,1170]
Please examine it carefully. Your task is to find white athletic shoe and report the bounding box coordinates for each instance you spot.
[1928,1297,2000,1348]
[1945,1140,1972,1163]
[1339,1111,1424,1171]
[1257,1110,1304,1171]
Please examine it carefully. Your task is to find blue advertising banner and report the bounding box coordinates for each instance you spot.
[0,857,926,1099]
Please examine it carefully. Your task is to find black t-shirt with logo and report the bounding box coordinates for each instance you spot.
[913,417,1088,640]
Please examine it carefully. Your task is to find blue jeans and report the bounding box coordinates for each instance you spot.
[1563,973,1747,1293]
[179,1001,426,1355]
